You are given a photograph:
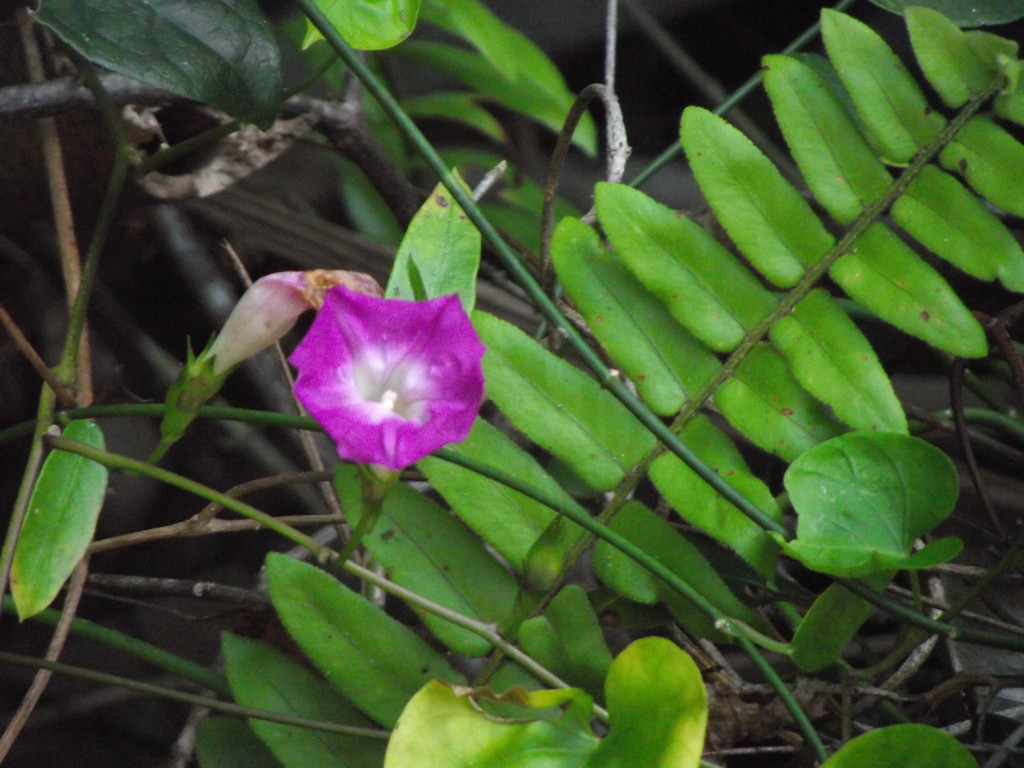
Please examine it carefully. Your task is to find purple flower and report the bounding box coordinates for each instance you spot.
[290,286,486,470]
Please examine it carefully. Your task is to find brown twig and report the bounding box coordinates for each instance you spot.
[0,303,73,405]
[0,558,89,763]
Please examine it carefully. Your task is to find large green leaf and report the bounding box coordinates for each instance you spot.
[34,0,282,126]
[550,216,720,415]
[781,432,961,577]
[586,638,707,768]
[386,175,481,310]
[906,7,1017,108]
[221,633,384,768]
[334,464,518,656]
[762,54,893,224]
[893,165,1024,291]
[820,724,978,768]
[301,0,420,50]
[420,420,582,570]
[830,223,987,357]
[680,107,834,287]
[196,718,279,768]
[648,416,781,578]
[264,553,461,726]
[822,9,946,165]
[869,0,1024,26]
[595,183,776,352]
[714,344,845,462]
[592,501,768,639]
[474,312,655,491]
[769,289,907,433]
[385,682,597,768]
[12,420,107,620]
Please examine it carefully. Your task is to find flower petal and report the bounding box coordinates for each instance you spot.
[290,286,486,469]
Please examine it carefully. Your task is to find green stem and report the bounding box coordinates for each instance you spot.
[0,651,388,739]
[2,596,228,696]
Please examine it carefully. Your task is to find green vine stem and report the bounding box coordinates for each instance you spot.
[0,651,389,740]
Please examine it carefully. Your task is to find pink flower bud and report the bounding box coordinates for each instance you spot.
[208,270,382,375]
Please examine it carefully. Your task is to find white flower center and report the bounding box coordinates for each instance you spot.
[350,352,429,424]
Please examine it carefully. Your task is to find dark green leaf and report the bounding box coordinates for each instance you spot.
[196,718,280,768]
[420,420,582,570]
[222,634,384,768]
[592,501,769,639]
[334,465,518,656]
[519,585,613,698]
[12,420,107,620]
[595,182,776,352]
[475,312,655,492]
[762,54,893,224]
[550,216,720,415]
[265,553,461,726]
[402,92,506,142]
[868,0,1024,27]
[34,0,282,126]
[782,432,961,577]
[830,223,988,357]
[680,107,834,287]
[822,9,945,164]
[769,289,907,433]
[300,0,419,50]
[893,165,1024,291]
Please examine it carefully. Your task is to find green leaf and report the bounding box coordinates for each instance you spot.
[868,0,1024,27]
[264,553,462,726]
[474,312,655,492]
[334,465,518,656]
[649,415,781,578]
[762,54,893,224]
[300,0,419,51]
[384,682,598,768]
[906,7,1016,108]
[592,501,768,639]
[893,165,1024,291]
[221,633,384,768]
[402,92,506,142]
[420,420,582,570]
[781,432,961,577]
[822,9,945,165]
[819,723,978,768]
[789,573,891,672]
[386,175,480,310]
[714,344,846,462]
[12,420,107,620]
[941,115,1024,218]
[34,0,283,126]
[680,107,834,287]
[830,223,988,357]
[586,638,707,768]
[398,40,596,154]
[595,183,776,352]
[196,718,280,768]
[550,216,720,415]
[519,585,614,698]
[769,289,907,433]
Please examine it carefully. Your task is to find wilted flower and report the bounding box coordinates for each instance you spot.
[208,269,383,375]
[290,286,486,470]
